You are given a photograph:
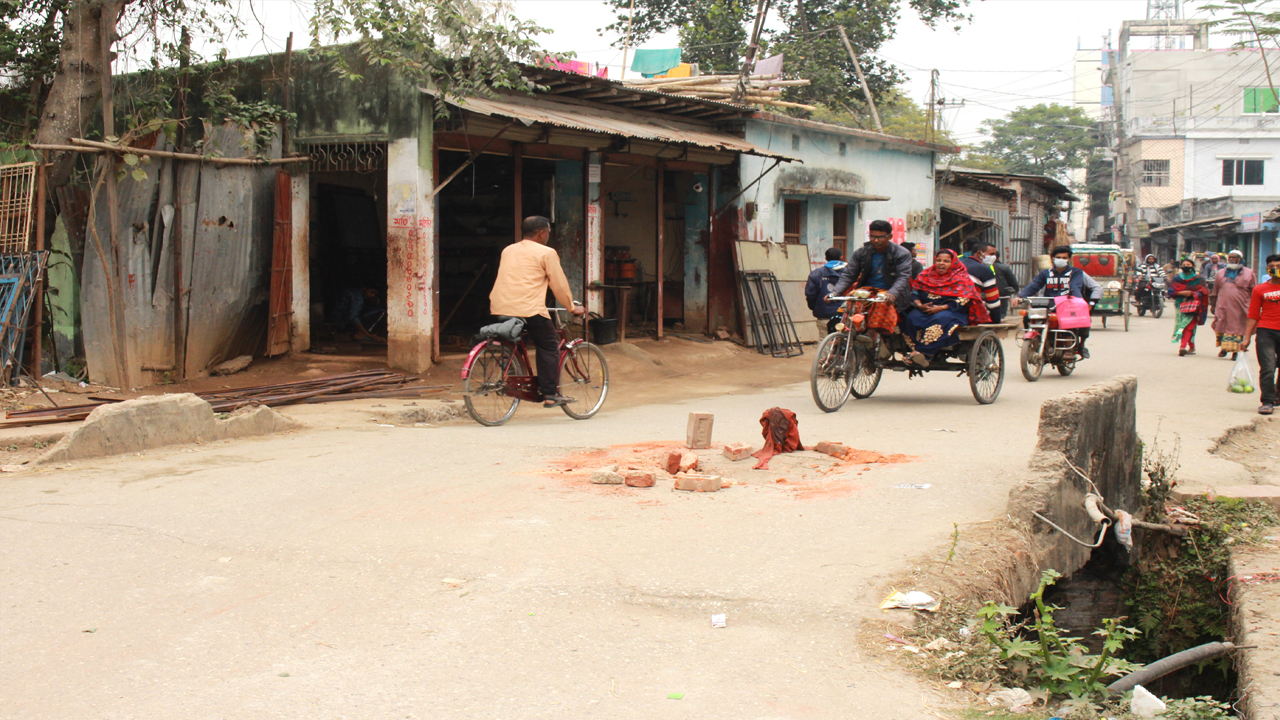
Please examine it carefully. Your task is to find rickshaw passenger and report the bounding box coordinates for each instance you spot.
[829,219,914,338]
[902,249,992,367]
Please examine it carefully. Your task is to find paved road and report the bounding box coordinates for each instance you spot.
[0,309,1266,719]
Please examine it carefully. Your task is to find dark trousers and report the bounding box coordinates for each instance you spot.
[1257,327,1280,406]
[523,314,561,398]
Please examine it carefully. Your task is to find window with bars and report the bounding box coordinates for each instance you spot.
[783,200,803,243]
[832,204,848,255]
[1223,159,1265,186]
[1140,159,1170,187]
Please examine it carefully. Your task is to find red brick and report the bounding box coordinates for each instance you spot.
[824,443,848,458]
[678,452,699,473]
[722,443,754,461]
[665,451,683,475]
[686,412,714,449]
[674,473,722,492]
[814,440,832,454]
[623,470,656,488]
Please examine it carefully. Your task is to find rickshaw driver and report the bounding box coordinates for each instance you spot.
[827,219,915,341]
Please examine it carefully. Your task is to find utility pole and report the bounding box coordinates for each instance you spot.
[927,70,938,144]
[837,26,882,133]
[620,0,635,82]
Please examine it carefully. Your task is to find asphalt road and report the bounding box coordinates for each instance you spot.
[0,308,1268,719]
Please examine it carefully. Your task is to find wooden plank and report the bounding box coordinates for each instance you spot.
[266,170,293,356]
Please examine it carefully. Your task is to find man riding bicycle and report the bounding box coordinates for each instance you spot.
[827,219,914,338]
[489,216,586,408]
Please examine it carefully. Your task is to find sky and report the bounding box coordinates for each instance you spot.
[189,0,1227,148]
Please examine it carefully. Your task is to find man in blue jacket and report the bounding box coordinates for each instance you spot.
[1017,245,1094,359]
[805,247,847,334]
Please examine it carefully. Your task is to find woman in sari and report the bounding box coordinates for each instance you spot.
[1210,249,1257,360]
[901,249,991,367]
[1170,257,1210,356]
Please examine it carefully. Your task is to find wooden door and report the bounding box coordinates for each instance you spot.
[266,170,293,356]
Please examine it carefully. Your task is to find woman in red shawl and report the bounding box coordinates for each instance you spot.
[901,249,991,367]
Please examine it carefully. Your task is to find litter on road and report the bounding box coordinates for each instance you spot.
[711,613,726,628]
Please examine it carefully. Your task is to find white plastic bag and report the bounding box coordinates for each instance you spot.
[1228,353,1256,394]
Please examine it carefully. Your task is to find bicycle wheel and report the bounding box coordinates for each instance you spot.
[811,332,853,413]
[464,344,525,426]
[559,343,610,420]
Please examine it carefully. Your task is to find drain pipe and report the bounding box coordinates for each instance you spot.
[1107,641,1236,694]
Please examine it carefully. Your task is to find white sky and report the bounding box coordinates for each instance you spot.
[187,0,1232,148]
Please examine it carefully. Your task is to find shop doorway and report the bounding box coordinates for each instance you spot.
[305,142,388,354]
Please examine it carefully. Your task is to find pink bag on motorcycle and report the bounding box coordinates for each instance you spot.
[1053,295,1093,329]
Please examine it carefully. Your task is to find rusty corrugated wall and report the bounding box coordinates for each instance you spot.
[81,123,284,387]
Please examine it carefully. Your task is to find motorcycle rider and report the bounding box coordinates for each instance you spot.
[1133,254,1164,312]
[1015,245,1094,359]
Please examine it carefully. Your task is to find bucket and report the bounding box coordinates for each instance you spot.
[589,317,619,345]
[618,259,637,282]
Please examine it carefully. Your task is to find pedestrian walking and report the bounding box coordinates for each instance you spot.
[805,247,847,335]
[1170,258,1209,356]
[1240,253,1280,415]
[1210,249,1256,360]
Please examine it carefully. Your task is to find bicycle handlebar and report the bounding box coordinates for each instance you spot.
[830,294,887,303]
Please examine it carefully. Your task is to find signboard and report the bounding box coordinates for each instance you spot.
[1135,220,1150,238]
[1242,212,1262,232]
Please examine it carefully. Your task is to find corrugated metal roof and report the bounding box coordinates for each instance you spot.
[439,93,799,162]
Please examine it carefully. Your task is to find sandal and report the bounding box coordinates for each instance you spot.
[908,351,929,368]
[1261,404,1275,416]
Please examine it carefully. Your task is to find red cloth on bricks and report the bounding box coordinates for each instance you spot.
[752,407,804,470]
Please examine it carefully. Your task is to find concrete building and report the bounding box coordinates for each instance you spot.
[1112,18,1280,269]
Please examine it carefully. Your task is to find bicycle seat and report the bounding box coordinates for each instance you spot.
[476,317,527,343]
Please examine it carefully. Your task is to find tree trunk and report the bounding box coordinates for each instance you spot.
[32,0,127,190]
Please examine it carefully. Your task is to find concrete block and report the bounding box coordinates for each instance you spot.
[824,443,848,458]
[38,393,301,465]
[814,440,832,454]
[678,452,699,473]
[722,443,753,461]
[623,470,656,488]
[590,466,624,484]
[674,473,722,492]
[211,355,253,376]
[686,412,714,449]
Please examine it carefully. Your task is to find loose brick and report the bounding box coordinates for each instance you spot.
[824,443,848,458]
[590,466,624,484]
[665,451,683,475]
[722,443,754,461]
[814,440,832,454]
[678,452,699,473]
[673,473,723,492]
[623,470,656,488]
[686,412,715,449]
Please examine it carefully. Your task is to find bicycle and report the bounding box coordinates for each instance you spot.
[461,306,610,426]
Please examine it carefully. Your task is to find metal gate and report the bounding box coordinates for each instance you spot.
[266,171,293,356]
[0,163,36,253]
[1008,215,1033,285]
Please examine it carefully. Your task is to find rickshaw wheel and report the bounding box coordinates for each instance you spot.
[968,331,1005,405]
[811,332,854,413]
[849,344,882,399]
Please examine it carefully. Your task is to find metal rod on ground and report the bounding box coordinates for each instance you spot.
[441,264,488,330]
[837,26,883,133]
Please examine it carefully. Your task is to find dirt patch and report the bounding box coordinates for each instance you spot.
[540,440,916,499]
[1213,418,1280,483]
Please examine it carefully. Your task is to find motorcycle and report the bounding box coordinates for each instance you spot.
[1133,274,1166,318]
[1018,297,1082,381]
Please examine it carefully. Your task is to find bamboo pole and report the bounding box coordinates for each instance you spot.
[27,141,309,165]
[31,162,46,376]
[838,26,883,133]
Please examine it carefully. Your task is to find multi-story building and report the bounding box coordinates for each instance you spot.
[1111,18,1280,268]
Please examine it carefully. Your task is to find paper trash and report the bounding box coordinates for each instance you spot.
[711,613,726,628]
[879,590,940,612]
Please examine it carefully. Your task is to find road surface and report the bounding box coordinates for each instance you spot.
[0,311,1268,719]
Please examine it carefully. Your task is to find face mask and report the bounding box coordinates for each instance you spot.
[1227,263,1242,271]
[1271,268,1280,280]
[1053,258,1068,269]
[1181,268,1196,276]
[983,254,997,264]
